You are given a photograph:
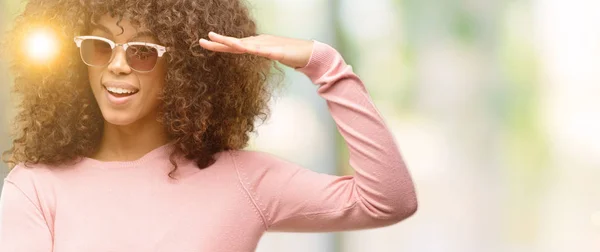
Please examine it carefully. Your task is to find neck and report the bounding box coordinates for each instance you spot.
[91,115,170,162]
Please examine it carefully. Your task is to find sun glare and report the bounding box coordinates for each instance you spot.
[25,29,59,63]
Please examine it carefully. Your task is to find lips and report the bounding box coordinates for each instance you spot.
[102,81,139,106]
[102,81,139,93]
[105,86,139,97]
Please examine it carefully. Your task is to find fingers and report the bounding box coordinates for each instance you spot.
[207,32,248,53]
[198,38,243,54]
[199,32,284,61]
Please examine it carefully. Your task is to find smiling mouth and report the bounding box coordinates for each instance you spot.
[103,85,140,98]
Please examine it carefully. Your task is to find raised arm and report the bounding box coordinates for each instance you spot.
[201,34,418,232]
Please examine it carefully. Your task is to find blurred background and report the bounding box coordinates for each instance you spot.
[2,0,599,251]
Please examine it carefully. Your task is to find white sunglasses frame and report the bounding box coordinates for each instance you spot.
[73,35,170,72]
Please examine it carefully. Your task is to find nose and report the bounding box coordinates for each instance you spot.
[107,46,132,75]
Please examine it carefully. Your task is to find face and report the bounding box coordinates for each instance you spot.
[85,14,168,126]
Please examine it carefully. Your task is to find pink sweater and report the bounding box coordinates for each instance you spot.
[0,41,417,252]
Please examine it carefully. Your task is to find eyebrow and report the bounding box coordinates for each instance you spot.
[90,24,157,42]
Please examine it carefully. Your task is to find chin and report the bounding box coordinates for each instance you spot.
[100,110,139,126]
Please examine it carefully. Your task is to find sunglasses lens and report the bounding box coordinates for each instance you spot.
[126,45,158,72]
[80,39,113,66]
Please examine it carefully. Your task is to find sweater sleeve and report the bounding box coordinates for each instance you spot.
[0,165,53,251]
[233,41,418,232]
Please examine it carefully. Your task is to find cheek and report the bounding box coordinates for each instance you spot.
[139,74,166,106]
[87,67,102,89]
[143,79,165,100]
[143,64,167,99]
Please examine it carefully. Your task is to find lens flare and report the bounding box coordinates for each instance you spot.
[25,29,59,63]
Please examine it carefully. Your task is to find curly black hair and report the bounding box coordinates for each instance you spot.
[2,0,282,175]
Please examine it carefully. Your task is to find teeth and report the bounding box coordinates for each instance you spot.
[106,86,137,94]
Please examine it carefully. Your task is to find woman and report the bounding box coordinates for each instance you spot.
[0,0,417,251]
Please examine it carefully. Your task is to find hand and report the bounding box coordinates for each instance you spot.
[199,32,314,69]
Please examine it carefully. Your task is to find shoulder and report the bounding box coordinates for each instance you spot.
[4,161,77,193]
[223,149,305,182]
[5,162,53,185]
[3,163,58,203]
[224,149,296,170]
